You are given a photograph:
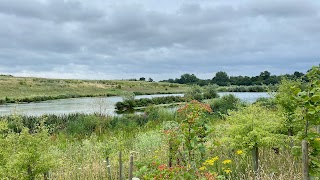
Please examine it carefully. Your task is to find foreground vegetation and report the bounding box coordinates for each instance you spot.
[0,97,301,179]
[0,66,319,179]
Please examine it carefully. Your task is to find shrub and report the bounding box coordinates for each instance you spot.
[184,85,203,101]
[209,94,241,117]
[0,121,58,179]
[203,85,219,99]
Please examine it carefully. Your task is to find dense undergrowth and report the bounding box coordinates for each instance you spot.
[0,99,303,179]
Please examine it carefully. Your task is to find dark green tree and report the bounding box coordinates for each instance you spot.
[177,74,199,84]
[139,77,146,81]
[260,71,271,80]
[212,71,230,86]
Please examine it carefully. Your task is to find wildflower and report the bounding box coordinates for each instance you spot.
[236,150,243,155]
[224,169,232,174]
[315,138,320,141]
[203,156,219,166]
[222,159,232,164]
[158,164,167,171]
[199,166,207,171]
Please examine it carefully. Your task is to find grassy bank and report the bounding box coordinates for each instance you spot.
[0,76,187,104]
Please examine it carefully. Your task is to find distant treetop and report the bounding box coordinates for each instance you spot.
[160,70,306,86]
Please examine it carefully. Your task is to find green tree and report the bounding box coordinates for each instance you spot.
[293,71,304,78]
[177,101,212,167]
[259,71,271,80]
[291,66,320,177]
[139,77,146,81]
[212,71,229,86]
[275,78,303,137]
[178,74,199,84]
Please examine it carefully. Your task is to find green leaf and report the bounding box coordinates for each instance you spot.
[311,95,320,103]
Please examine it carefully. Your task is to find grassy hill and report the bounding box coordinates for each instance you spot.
[0,75,187,104]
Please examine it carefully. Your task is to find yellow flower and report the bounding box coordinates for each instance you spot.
[153,156,158,159]
[222,159,232,164]
[315,138,320,141]
[224,169,232,174]
[236,150,243,155]
[199,166,206,171]
[212,156,219,161]
[203,156,219,166]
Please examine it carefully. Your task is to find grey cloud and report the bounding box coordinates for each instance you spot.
[0,0,104,22]
[0,0,319,80]
[247,0,318,18]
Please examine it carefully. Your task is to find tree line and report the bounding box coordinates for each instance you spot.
[160,70,305,86]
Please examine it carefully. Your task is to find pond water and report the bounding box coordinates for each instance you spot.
[218,92,271,103]
[0,92,270,116]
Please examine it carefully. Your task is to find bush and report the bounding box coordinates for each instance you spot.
[203,85,219,99]
[254,97,277,109]
[115,96,186,111]
[209,94,241,117]
[185,85,203,101]
[0,121,58,179]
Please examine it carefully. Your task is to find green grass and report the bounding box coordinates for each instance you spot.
[0,76,187,104]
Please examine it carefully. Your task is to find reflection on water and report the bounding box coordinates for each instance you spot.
[0,92,269,116]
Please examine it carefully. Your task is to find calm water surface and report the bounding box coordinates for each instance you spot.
[0,92,269,116]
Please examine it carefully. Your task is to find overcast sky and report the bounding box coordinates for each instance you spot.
[0,0,319,81]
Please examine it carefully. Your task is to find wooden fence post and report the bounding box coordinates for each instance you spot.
[168,140,172,167]
[119,151,123,180]
[106,157,112,180]
[43,171,49,180]
[28,165,35,180]
[252,146,259,176]
[302,140,309,180]
[129,153,134,180]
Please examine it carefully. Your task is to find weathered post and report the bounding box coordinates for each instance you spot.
[302,140,309,180]
[129,153,134,180]
[43,171,49,180]
[168,140,173,167]
[252,145,259,176]
[119,151,123,180]
[27,165,35,180]
[106,157,112,180]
